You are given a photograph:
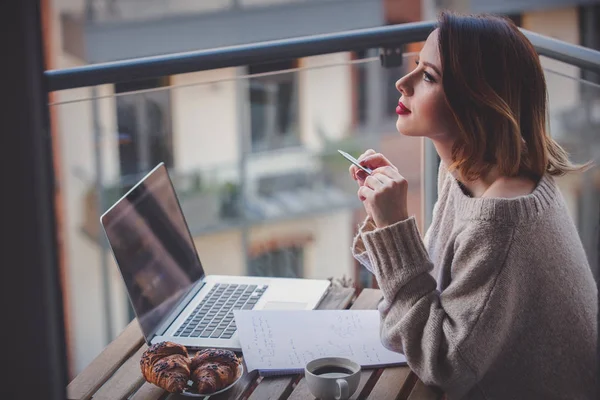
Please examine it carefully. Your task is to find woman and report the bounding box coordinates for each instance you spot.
[350,12,597,400]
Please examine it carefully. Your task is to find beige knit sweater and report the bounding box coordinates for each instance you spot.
[352,163,598,400]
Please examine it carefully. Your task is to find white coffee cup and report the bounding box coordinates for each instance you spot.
[304,357,361,400]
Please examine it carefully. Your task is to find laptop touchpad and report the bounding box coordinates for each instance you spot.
[262,301,308,310]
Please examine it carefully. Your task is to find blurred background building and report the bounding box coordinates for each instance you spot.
[42,0,599,377]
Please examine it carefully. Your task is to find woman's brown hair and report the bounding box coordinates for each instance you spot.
[437,12,588,181]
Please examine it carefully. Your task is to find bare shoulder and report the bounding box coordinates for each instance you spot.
[482,176,537,199]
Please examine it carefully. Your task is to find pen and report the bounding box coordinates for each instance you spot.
[337,150,373,175]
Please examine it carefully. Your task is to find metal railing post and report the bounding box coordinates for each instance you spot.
[423,140,439,231]
[236,67,251,273]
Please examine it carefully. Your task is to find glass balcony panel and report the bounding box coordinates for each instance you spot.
[50,46,600,382]
[50,53,425,376]
[52,48,600,381]
[543,65,600,283]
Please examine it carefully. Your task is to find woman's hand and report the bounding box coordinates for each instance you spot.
[349,149,377,187]
[355,152,409,228]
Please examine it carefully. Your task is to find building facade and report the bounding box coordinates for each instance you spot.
[48,0,599,376]
[49,0,423,375]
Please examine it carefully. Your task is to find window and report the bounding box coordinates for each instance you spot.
[115,77,173,186]
[249,246,304,278]
[383,63,405,119]
[249,60,299,152]
[248,234,311,278]
[353,48,408,129]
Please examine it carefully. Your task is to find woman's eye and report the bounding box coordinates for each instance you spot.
[415,60,435,83]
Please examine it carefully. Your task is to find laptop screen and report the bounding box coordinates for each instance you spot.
[101,163,205,339]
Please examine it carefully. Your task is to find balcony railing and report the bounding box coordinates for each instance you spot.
[45,21,600,376]
[45,21,600,91]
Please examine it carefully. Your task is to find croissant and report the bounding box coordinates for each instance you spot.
[140,341,191,393]
[190,349,240,394]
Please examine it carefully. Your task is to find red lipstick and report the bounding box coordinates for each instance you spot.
[396,101,411,115]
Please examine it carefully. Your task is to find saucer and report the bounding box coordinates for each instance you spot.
[180,363,244,397]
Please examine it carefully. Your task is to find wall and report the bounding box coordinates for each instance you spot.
[384,0,421,23]
[171,69,240,173]
[194,230,246,276]
[300,53,353,150]
[309,211,355,280]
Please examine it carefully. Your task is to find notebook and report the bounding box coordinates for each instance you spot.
[233,310,407,376]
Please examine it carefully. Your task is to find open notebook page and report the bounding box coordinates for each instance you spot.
[233,310,406,376]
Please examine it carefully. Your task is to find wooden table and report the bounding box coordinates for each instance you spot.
[67,287,443,400]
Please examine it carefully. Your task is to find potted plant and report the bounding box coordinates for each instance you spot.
[219,181,242,219]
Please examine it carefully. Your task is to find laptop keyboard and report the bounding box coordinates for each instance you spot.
[174,283,267,339]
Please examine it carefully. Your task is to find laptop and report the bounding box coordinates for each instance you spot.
[100,162,331,351]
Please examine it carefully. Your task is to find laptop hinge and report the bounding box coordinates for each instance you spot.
[151,280,205,340]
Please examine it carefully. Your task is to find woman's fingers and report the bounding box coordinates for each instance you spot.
[358,168,410,228]
[349,149,377,182]
[349,164,367,182]
[357,185,373,202]
[349,163,357,180]
[372,166,401,180]
[358,149,377,161]
[360,153,397,171]
[356,170,368,183]
[364,174,386,190]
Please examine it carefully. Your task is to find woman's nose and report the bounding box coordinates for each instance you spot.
[395,75,413,97]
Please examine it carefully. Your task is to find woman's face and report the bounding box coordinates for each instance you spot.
[395,29,457,141]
